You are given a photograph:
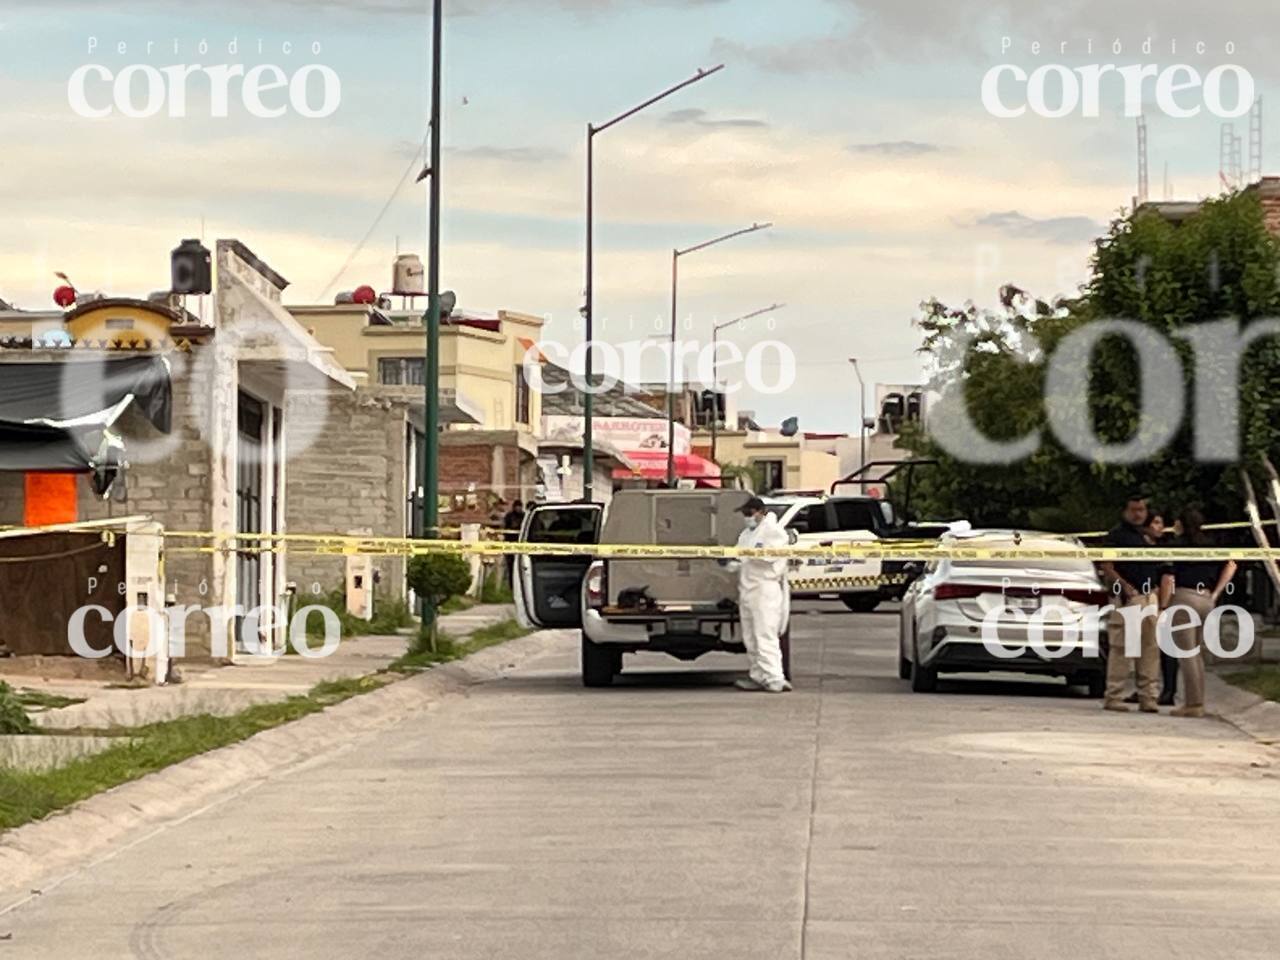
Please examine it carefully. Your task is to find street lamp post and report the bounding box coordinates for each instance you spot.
[666,221,773,486]
[710,303,784,464]
[583,64,724,503]
[421,0,444,539]
[849,358,866,488]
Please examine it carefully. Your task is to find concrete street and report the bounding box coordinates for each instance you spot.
[3,602,1280,958]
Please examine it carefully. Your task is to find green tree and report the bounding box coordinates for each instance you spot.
[407,553,474,651]
[902,191,1280,529]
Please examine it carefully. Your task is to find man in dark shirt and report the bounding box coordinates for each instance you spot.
[1098,495,1162,713]
[502,500,525,584]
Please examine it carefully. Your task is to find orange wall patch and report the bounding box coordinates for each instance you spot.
[24,472,79,527]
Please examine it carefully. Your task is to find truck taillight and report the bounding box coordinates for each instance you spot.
[585,562,606,609]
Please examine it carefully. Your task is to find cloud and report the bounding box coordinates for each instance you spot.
[5,0,729,14]
[713,0,1276,75]
[449,145,564,164]
[971,210,1104,245]
[847,140,943,157]
[662,108,768,130]
[711,33,869,75]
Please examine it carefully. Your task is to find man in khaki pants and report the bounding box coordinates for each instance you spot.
[1100,495,1162,713]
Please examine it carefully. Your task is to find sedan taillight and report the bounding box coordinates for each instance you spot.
[933,583,988,601]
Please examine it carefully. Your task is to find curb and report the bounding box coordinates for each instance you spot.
[1205,669,1280,745]
[0,628,573,909]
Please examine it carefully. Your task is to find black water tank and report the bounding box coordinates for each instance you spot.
[171,239,212,295]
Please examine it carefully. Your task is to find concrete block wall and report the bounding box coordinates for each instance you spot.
[285,389,408,610]
[0,363,218,658]
[87,363,216,656]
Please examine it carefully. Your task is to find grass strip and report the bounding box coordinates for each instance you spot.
[15,691,87,712]
[1224,665,1280,703]
[0,674,388,832]
[388,618,531,674]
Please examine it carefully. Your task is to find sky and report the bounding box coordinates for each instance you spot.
[0,0,1274,431]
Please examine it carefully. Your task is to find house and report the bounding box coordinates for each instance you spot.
[537,363,716,495]
[698,420,842,495]
[0,240,355,666]
[289,293,549,524]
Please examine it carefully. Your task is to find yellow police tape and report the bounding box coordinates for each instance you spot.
[143,530,1280,562]
[6,522,1278,562]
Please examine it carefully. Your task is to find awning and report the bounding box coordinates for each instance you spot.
[0,356,171,472]
[613,450,721,485]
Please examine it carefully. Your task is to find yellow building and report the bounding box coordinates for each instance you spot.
[288,303,545,433]
[698,427,842,495]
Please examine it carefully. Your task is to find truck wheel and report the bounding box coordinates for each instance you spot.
[780,628,792,682]
[581,634,616,688]
[841,593,880,613]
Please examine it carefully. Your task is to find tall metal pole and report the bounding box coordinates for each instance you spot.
[583,126,595,503]
[666,249,679,486]
[422,0,443,537]
[663,221,772,487]
[710,323,719,465]
[709,302,783,466]
[850,358,865,486]
[583,64,724,502]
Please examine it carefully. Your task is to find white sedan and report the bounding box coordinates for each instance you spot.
[898,531,1108,695]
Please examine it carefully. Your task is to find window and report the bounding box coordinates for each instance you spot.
[795,504,829,534]
[515,365,531,424]
[526,507,600,544]
[378,357,425,386]
[753,459,785,494]
[832,500,880,532]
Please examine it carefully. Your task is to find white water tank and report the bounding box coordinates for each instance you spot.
[392,254,425,296]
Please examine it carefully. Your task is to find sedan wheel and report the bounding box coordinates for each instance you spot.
[909,626,938,693]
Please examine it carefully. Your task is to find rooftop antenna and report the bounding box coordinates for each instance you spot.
[1136,115,1149,205]
[1249,96,1263,184]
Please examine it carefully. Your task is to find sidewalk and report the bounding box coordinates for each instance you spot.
[3,604,517,734]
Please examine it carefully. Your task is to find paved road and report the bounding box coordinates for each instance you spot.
[4,603,1280,958]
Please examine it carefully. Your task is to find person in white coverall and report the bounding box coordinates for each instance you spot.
[732,497,792,693]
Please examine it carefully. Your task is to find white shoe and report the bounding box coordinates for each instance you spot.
[734,677,763,691]
[763,679,793,693]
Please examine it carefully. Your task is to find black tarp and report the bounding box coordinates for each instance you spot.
[0,356,171,472]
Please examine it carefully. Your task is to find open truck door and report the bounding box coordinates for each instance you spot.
[513,502,604,629]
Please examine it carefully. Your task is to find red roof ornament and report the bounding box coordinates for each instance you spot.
[53,285,77,308]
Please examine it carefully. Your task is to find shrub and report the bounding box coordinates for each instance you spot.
[407,554,474,650]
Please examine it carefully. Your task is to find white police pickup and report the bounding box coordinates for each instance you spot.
[764,495,892,612]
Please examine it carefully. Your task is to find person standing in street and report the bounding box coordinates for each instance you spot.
[1099,494,1162,713]
[1146,509,1179,706]
[733,497,792,694]
[1158,508,1237,719]
[502,499,525,584]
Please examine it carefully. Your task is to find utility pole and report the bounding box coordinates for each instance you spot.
[422,0,443,538]
[710,303,784,463]
[584,64,724,502]
[849,358,866,484]
[665,221,772,486]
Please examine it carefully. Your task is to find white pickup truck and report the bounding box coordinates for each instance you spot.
[764,495,893,612]
[513,489,791,687]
